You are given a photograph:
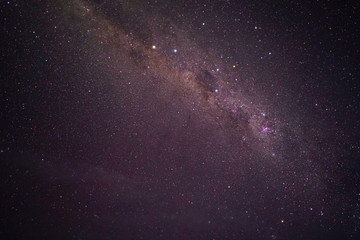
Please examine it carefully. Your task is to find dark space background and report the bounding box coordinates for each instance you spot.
[1,0,360,239]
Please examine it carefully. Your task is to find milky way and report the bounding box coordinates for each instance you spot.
[2,0,360,240]
[70,0,287,155]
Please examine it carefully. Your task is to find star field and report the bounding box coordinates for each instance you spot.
[1,0,360,239]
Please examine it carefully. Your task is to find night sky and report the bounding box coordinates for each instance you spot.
[1,0,360,239]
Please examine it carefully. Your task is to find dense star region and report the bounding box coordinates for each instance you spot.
[1,0,360,239]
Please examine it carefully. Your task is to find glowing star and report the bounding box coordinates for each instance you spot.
[261,126,272,133]
[173,49,178,53]
[281,219,284,223]
[233,64,236,68]
[152,45,156,49]
[214,89,219,93]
